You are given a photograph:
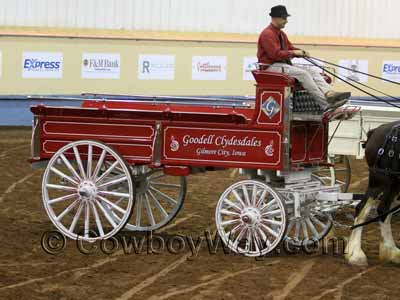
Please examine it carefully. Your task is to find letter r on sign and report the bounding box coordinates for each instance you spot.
[142,61,150,73]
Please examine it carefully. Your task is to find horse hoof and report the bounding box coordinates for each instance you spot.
[379,245,400,264]
[345,249,368,266]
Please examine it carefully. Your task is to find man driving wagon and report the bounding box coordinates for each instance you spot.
[257,5,351,116]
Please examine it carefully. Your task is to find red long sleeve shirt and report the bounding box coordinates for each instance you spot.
[257,23,299,65]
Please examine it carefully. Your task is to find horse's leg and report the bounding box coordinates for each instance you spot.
[379,199,400,263]
[345,197,377,266]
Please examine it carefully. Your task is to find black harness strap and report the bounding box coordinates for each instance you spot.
[351,203,400,229]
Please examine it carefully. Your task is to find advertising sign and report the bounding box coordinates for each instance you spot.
[82,53,120,79]
[382,61,400,83]
[192,56,227,80]
[138,55,175,80]
[292,57,324,73]
[338,59,368,83]
[243,57,257,81]
[22,52,63,79]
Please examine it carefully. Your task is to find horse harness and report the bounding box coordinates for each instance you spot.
[372,123,400,177]
[351,123,400,230]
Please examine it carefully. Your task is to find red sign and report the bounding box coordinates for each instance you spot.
[163,127,282,167]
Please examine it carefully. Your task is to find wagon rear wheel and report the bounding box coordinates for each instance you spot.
[104,166,186,231]
[42,140,135,242]
[216,180,287,257]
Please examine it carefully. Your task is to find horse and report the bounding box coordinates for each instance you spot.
[345,121,400,266]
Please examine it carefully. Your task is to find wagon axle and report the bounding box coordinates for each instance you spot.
[241,207,262,227]
[78,181,98,202]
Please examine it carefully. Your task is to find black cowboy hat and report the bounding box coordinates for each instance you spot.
[269,5,291,18]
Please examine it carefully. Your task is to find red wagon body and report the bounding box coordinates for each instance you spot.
[31,70,328,174]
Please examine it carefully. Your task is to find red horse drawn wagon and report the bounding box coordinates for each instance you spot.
[30,67,359,256]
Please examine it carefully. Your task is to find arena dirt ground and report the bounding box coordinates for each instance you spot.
[1,127,400,300]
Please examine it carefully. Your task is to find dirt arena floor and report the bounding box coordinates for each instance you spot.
[1,127,400,300]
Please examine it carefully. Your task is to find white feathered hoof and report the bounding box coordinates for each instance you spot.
[345,247,368,267]
[379,244,400,264]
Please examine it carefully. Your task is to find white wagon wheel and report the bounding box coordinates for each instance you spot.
[117,167,186,231]
[312,154,352,192]
[42,140,135,241]
[216,180,287,257]
[101,164,186,231]
[284,203,332,247]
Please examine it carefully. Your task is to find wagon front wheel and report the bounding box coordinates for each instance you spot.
[42,140,135,242]
[216,180,287,257]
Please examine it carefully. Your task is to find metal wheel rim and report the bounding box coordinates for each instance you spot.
[42,140,135,242]
[216,180,287,257]
[312,155,351,192]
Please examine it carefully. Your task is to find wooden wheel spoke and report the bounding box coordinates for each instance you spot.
[46,184,77,192]
[220,218,241,227]
[223,198,242,212]
[305,217,319,239]
[232,190,246,209]
[56,199,80,221]
[96,201,118,229]
[87,144,93,179]
[241,185,251,206]
[92,150,107,180]
[98,195,127,215]
[260,223,279,238]
[147,190,168,218]
[84,202,90,238]
[143,194,156,226]
[96,161,119,183]
[149,181,181,189]
[220,209,240,217]
[90,201,104,237]
[251,184,257,207]
[135,194,143,226]
[50,167,79,186]
[73,146,86,179]
[60,153,81,181]
[48,193,77,205]
[69,202,85,233]
[98,190,130,198]
[149,186,177,205]
[98,175,128,188]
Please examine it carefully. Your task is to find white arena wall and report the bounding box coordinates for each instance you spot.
[0,0,399,39]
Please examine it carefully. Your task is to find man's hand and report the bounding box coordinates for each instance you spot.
[293,50,310,57]
[293,50,305,57]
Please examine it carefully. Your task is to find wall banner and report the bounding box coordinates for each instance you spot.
[382,61,400,83]
[192,56,227,80]
[243,57,257,81]
[292,57,325,73]
[82,53,120,79]
[338,59,368,83]
[138,55,175,80]
[22,52,63,79]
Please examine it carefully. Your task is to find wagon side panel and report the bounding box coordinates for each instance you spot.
[33,115,156,165]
